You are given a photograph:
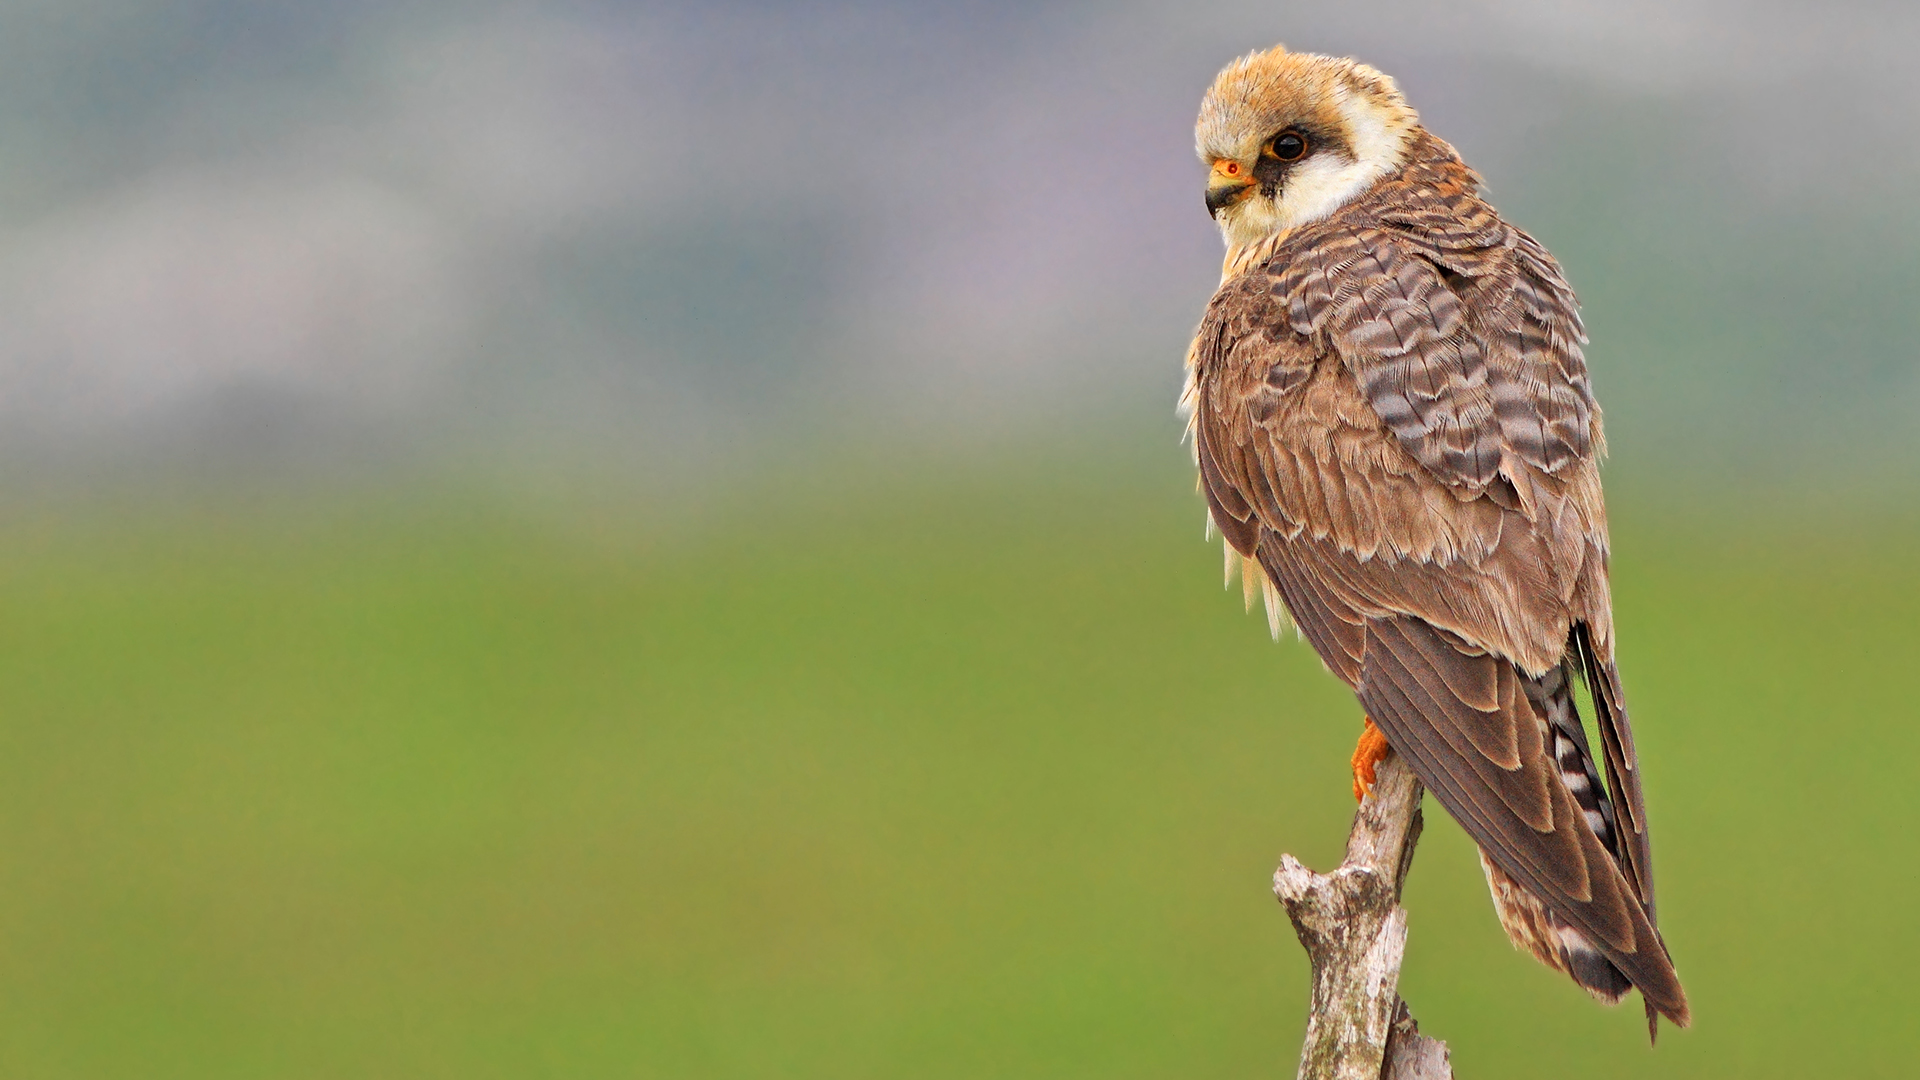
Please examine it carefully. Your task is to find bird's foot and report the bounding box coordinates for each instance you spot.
[1351,716,1392,803]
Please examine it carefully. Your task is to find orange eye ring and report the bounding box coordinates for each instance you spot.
[1270,131,1308,161]
[1222,161,1241,176]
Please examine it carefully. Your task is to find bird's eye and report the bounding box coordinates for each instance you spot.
[1270,132,1308,161]
[1223,161,1241,176]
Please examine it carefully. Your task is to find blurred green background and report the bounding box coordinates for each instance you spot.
[0,446,1912,1077]
[0,1,1914,1076]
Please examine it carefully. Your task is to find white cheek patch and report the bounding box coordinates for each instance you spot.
[1218,154,1383,249]
[1272,154,1383,229]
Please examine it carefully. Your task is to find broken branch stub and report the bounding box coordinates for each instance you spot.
[1272,753,1452,1080]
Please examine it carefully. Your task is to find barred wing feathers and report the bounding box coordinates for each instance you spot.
[1189,133,1686,1030]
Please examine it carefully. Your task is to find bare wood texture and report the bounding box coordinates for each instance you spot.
[1273,753,1453,1080]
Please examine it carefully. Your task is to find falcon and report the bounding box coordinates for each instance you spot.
[1180,45,1689,1034]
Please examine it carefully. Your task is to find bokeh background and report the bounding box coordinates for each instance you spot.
[0,1,1914,1076]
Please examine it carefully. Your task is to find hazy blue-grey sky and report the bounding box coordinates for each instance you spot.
[1,1,1914,491]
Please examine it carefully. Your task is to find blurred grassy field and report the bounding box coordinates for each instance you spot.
[0,453,1911,1078]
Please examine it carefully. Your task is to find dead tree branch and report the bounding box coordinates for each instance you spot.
[1272,753,1453,1080]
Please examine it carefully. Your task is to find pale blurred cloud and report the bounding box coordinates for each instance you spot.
[0,0,1909,487]
[0,170,467,428]
[367,11,699,230]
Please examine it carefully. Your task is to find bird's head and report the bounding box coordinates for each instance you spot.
[1196,45,1419,250]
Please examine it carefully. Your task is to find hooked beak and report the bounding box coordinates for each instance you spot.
[1206,160,1253,218]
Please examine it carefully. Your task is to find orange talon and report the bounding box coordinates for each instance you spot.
[1351,716,1392,803]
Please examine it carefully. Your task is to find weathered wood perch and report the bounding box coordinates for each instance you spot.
[1272,752,1453,1080]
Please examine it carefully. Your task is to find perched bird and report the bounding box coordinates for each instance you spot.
[1180,45,1689,1035]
